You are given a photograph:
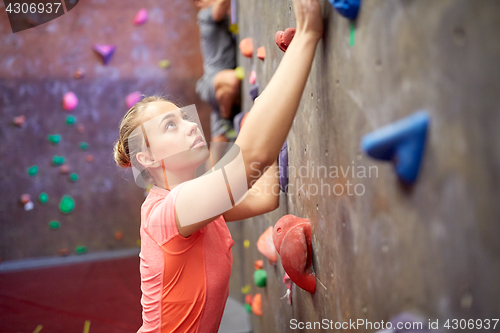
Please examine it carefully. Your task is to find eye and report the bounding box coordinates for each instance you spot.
[165,121,175,130]
[183,114,193,122]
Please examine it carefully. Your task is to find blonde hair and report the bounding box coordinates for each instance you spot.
[113,94,179,169]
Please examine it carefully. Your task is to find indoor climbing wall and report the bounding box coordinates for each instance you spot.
[0,0,212,261]
[227,0,500,332]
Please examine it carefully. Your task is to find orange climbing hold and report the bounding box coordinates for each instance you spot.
[86,154,94,162]
[20,194,31,205]
[74,68,85,79]
[77,124,85,134]
[275,28,296,52]
[240,112,249,130]
[239,37,254,58]
[59,164,70,174]
[251,293,262,316]
[13,115,25,127]
[257,47,265,60]
[115,231,123,241]
[254,259,264,270]
[256,226,277,264]
[58,248,69,256]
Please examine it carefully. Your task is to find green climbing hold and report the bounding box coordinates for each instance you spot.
[66,115,76,125]
[27,165,38,176]
[47,134,61,145]
[79,142,88,150]
[59,194,75,214]
[39,192,48,204]
[254,269,267,287]
[75,246,87,254]
[69,173,79,182]
[52,156,65,165]
[49,220,60,229]
[244,303,252,313]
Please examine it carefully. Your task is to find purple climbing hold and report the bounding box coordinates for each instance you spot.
[361,110,429,184]
[233,111,247,135]
[279,141,288,193]
[93,44,116,65]
[249,84,259,101]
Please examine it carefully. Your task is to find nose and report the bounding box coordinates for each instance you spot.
[187,119,198,135]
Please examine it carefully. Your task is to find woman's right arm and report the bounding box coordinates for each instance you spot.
[175,0,323,238]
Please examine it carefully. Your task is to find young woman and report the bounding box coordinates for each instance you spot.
[113,0,323,331]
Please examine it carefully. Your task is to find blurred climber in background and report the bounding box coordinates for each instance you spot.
[112,0,323,331]
[193,0,241,149]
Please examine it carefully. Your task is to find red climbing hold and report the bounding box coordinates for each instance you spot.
[13,115,25,127]
[254,259,264,270]
[244,294,253,305]
[273,214,316,293]
[257,47,265,60]
[239,37,254,58]
[257,226,277,264]
[86,154,94,162]
[275,28,296,52]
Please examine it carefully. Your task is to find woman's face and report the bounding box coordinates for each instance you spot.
[139,101,209,171]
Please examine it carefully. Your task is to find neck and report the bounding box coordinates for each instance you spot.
[150,163,198,191]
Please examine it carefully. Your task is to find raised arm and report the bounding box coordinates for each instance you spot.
[235,0,323,186]
[212,0,231,22]
[175,0,323,238]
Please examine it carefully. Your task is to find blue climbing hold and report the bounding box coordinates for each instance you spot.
[329,0,361,20]
[279,141,289,193]
[249,84,259,102]
[361,111,430,184]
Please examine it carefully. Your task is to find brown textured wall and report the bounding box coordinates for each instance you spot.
[0,0,212,261]
[227,0,500,332]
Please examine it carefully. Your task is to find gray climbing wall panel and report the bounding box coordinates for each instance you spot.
[0,0,212,261]
[227,0,500,332]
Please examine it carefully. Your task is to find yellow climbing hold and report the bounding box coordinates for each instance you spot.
[243,239,250,248]
[159,60,170,69]
[229,23,238,34]
[33,325,43,333]
[241,284,251,294]
[83,320,91,333]
[235,66,244,81]
[136,239,141,247]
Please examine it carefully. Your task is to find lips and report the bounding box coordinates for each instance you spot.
[190,135,204,148]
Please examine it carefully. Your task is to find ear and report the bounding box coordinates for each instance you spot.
[136,151,161,169]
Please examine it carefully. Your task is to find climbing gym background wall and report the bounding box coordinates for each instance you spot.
[228,0,500,332]
[0,0,212,261]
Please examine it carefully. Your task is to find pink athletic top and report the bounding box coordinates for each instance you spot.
[137,183,235,333]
